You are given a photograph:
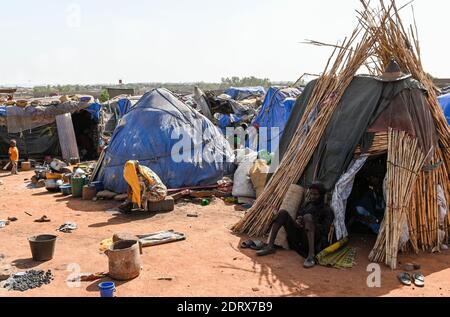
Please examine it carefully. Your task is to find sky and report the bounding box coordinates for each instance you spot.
[1,0,449,86]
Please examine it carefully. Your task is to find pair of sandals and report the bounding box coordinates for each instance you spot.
[398,272,425,288]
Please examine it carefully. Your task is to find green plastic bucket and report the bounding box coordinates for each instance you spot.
[71,176,87,198]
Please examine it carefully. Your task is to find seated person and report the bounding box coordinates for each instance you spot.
[119,160,168,213]
[257,183,335,268]
[348,176,385,234]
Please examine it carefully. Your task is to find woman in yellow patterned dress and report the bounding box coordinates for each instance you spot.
[119,160,168,213]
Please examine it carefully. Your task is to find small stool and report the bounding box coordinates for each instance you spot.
[148,196,175,212]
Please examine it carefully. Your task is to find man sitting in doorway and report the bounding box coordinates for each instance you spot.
[348,176,385,234]
[257,183,335,268]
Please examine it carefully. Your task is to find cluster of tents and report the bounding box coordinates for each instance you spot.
[0,85,304,193]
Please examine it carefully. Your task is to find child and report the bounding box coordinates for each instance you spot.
[8,140,19,175]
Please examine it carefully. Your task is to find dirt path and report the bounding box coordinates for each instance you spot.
[0,171,449,297]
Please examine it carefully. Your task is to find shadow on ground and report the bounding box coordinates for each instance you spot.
[224,233,450,297]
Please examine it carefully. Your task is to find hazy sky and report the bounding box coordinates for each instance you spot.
[1,0,449,86]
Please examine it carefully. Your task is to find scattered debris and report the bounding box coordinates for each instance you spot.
[34,215,51,223]
[0,220,10,228]
[113,194,128,201]
[96,190,117,200]
[100,238,114,252]
[138,230,186,247]
[7,217,18,222]
[158,277,173,281]
[57,222,77,233]
[187,213,199,218]
[252,287,260,292]
[24,212,33,217]
[3,270,54,292]
[403,263,421,272]
[68,272,108,283]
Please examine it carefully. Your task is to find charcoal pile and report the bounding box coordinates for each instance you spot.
[3,270,54,292]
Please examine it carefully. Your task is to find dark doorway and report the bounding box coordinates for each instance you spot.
[71,110,98,161]
[346,154,388,236]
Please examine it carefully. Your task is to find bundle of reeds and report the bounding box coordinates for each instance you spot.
[368,129,426,269]
[232,27,377,236]
[359,0,450,172]
[354,132,388,156]
[406,147,450,254]
[232,0,450,267]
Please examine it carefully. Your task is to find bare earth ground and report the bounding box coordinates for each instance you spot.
[0,171,449,297]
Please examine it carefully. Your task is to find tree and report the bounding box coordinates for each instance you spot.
[99,89,110,103]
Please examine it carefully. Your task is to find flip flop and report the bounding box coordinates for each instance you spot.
[256,247,276,257]
[397,273,412,286]
[250,241,265,251]
[304,257,316,269]
[240,240,256,249]
[412,273,425,288]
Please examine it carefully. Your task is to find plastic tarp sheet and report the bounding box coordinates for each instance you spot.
[438,93,450,125]
[279,76,434,191]
[0,123,60,159]
[224,87,266,100]
[99,88,236,192]
[85,103,102,122]
[252,87,302,152]
[4,101,92,133]
[0,106,6,117]
[116,99,133,117]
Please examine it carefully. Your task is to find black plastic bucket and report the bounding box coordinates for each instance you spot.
[28,235,57,261]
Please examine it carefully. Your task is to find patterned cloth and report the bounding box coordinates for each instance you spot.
[124,161,167,209]
[331,155,369,241]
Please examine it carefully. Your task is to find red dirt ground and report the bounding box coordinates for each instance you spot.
[0,171,449,297]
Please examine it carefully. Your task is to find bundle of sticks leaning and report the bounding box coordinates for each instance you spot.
[233,0,450,266]
[369,129,427,269]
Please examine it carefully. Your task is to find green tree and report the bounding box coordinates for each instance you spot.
[99,89,110,103]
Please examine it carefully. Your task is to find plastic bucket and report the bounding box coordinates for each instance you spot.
[71,176,87,198]
[90,181,104,192]
[60,184,72,196]
[21,161,31,171]
[28,235,57,261]
[98,282,116,297]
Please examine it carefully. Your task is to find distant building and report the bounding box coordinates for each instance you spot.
[106,87,135,99]
[433,78,450,88]
[0,88,17,96]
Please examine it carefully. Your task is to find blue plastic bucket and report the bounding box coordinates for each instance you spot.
[98,282,116,297]
[60,185,72,196]
[90,181,104,192]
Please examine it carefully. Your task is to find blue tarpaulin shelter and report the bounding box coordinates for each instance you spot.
[116,99,133,117]
[438,93,450,125]
[252,87,302,152]
[224,87,266,100]
[99,88,236,192]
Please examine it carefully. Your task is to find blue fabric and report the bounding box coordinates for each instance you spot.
[99,88,236,192]
[224,87,266,100]
[85,103,102,122]
[438,93,450,125]
[117,99,133,117]
[252,87,302,152]
[0,106,6,117]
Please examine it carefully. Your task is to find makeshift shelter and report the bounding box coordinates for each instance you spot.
[97,88,235,193]
[233,0,450,269]
[438,93,450,125]
[0,98,101,160]
[224,87,266,101]
[252,87,302,152]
